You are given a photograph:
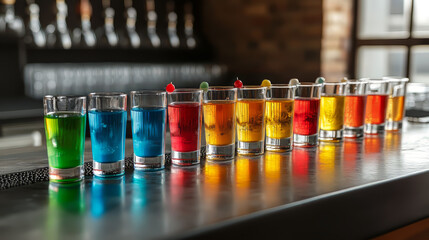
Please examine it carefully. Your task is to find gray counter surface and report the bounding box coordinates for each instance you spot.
[1,122,429,239]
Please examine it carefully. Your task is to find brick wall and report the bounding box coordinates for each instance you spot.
[202,0,323,85]
[321,0,353,82]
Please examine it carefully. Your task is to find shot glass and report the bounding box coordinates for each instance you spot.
[167,89,203,166]
[293,83,322,147]
[344,80,367,138]
[364,79,389,135]
[319,82,347,142]
[236,86,267,155]
[131,91,167,170]
[203,87,237,161]
[265,85,296,151]
[384,77,409,131]
[44,95,86,183]
[88,93,127,177]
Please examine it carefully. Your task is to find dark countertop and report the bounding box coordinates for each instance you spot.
[0,97,43,121]
[1,122,429,239]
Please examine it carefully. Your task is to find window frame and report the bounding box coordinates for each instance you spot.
[349,0,429,80]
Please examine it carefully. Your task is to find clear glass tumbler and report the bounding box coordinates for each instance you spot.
[203,87,237,161]
[88,92,127,177]
[384,77,409,131]
[167,89,203,166]
[293,83,322,147]
[131,90,167,170]
[265,84,296,151]
[344,80,367,138]
[364,79,389,135]
[44,95,86,182]
[236,86,267,155]
[319,82,347,142]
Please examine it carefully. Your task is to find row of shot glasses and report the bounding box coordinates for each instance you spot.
[43,77,407,182]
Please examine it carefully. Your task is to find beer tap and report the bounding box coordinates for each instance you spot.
[46,0,72,49]
[25,0,46,47]
[97,0,118,47]
[184,1,196,49]
[146,0,160,48]
[77,0,96,48]
[124,0,140,48]
[0,0,24,36]
[167,1,179,48]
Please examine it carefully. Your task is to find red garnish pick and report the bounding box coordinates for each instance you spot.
[166,82,175,93]
[234,79,243,88]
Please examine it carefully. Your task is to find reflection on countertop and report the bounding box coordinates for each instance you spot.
[0,122,429,239]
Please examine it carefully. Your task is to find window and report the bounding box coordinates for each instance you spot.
[351,0,429,82]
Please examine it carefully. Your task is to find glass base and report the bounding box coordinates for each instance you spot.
[134,154,165,170]
[344,126,364,138]
[265,137,292,152]
[237,140,264,156]
[49,165,84,183]
[319,129,343,142]
[293,133,318,147]
[206,143,235,161]
[364,123,385,135]
[385,120,402,131]
[93,160,125,177]
[171,150,200,166]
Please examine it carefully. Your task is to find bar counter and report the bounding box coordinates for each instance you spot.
[1,122,429,239]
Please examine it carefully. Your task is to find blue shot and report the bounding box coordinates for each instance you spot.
[131,107,166,170]
[88,110,127,177]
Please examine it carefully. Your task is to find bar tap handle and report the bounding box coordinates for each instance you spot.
[0,0,24,36]
[167,1,179,48]
[184,1,196,49]
[146,0,160,48]
[25,0,46,47]
[78,0,96,48]
[50,0,71,49]
[98,0,118,47]
[124,0,140,48]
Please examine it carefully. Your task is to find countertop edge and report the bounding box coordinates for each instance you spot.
[176,170,429,240]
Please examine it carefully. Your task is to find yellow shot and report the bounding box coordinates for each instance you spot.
[203,100,236,146]
[265,99,294,139]
[319,95,345,131]
[236,99,265,142]
[386,96,405,122]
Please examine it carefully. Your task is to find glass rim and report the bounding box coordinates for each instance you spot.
[207,86,237,90]
[168,88,203,94]
[364,79,389,83]
[345,79,367,84]
[297,82,322,87]
[322,82,347,86]
[382,76,409,82]
[44,95,87,101]
[89,92,127,98]
[238,86,267,90]
[130,90,167,96]
[269,84,297,89]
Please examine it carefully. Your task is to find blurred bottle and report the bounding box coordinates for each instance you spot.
[45,0,72,49]
[184,1,196,49]
[96,0,118,48]
[73,0,96,48]
[24,0,46,48]
[0,0,24,37]
[166,0,179,48]
[146,0,160,48]
[118,0,140,48]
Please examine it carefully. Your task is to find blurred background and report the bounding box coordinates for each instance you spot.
[0,0,428,148]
